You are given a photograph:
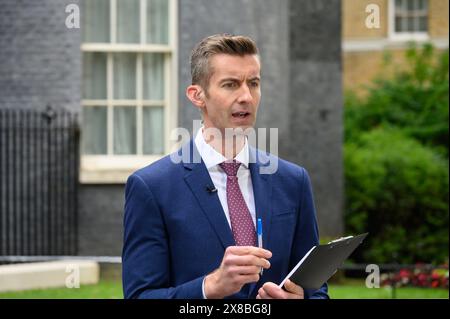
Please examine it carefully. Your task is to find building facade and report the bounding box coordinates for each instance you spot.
[342,0,449,94]
[1,0,343,257]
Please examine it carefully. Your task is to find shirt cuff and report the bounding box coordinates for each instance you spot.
[202,276,208,299]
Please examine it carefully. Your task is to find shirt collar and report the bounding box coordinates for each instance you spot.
[194,127,249,169]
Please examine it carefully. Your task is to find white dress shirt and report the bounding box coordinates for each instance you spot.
[194,127,256,228]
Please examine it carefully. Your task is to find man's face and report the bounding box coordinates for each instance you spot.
[201,54,261,133]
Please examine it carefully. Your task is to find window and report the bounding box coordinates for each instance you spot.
[389,0,429,40]
[81,0,177,183]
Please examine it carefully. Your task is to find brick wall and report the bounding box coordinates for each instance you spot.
[429,0,450,37]
[0,0,82,255]
[342,0,449,93]
[0,0,81,112]
[342,0,388,39]
[342,0,449,40]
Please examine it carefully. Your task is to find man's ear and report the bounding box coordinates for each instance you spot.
[186,85,206,110]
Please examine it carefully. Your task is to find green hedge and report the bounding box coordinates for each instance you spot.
[345,129,448,264]
[344,43,449,264]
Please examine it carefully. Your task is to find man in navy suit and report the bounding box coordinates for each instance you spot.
[122,34,329,299]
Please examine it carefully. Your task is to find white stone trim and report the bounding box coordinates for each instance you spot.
[80,155,163,184]
[343,37,449,52]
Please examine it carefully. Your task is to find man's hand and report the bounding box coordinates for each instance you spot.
[256,279,304,299]
[204,246,272,299]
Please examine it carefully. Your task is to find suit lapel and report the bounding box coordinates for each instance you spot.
[183,140,235,250]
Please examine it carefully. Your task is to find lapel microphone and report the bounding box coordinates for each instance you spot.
[206,185,217,193]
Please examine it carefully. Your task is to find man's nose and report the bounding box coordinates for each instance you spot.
[237,84,253,104]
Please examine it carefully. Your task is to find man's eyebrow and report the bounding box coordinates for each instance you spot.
[219,76,260,83]
[218,77,240,83]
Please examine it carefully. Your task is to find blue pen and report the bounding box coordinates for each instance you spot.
[257,218,263,275]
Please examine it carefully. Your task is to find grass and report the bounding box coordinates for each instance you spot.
[0,279,447,299]
[0,280,123,299]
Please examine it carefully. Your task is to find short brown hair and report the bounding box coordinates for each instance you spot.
[190,34,259,90]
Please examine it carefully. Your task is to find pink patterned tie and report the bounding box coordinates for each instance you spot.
[219,160,256,246]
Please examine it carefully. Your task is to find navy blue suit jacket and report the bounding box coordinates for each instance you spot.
[122,140,329,299]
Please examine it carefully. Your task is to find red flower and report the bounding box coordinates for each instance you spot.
[399,269,411,278]
[381,264,449,288]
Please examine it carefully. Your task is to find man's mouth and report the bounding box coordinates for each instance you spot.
[231,111,250,118]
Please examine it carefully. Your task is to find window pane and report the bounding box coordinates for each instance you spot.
[401,13,408,31]
[117,0,140,43]
[420,0,427,11]
[113,53,136,99]
[147,0,169,44]
[395,0,403,11]
[418,16,427,32]
[143,107,164,154]
[143,54,165,100]
[82,106,107,154]
[407,0,414,11]
[395,17,403,32]
[83,52,107,99]
[401,0,408,15]
[83,0,110,43]
[407,17,415,32]
[114,107,136,154]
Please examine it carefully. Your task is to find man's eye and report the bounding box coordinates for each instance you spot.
[223,82,236,88]
[250,81,260,88]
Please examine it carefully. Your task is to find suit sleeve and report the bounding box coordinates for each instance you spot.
[122,174,205,299]
[292,168,329,299]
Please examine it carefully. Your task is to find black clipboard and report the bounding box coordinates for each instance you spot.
[278,233,368,290]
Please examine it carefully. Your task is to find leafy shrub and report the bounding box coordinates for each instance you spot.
[345,129,449,264]
[344,43,449,265]
[345,43,449,157]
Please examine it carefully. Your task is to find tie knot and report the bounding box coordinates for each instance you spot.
[219,160,241,176]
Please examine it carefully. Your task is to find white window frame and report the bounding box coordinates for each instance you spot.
[388,0,429,41]
[80,0,178,184]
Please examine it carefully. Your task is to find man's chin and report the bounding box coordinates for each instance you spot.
[225,125,254,134]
